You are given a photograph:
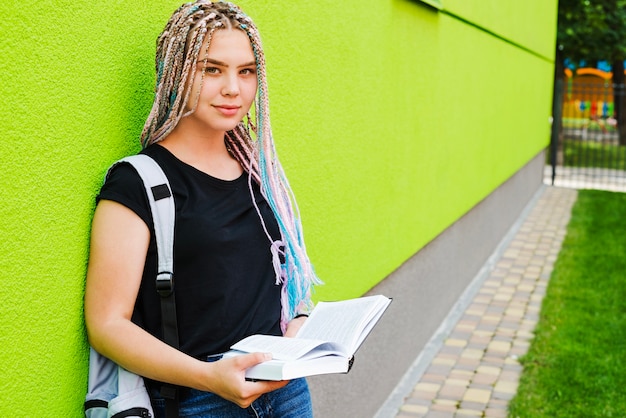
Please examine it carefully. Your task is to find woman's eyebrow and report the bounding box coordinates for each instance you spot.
[200,57,256,68]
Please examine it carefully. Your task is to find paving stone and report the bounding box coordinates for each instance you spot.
[476,365,501,376]
[504,355,521,365]
[445,339,468,348]
[445,378,470,387]
[456,322,478,332]
[449,332,473,342]
[510,346,529,357]
[494,327,515,337]
[467,338,490,349]
[455,409,483,417]
[410,390,438,401]
[425,411,455,418]
[473,295,492,304]
[491,390,516,401]
[460,349,484,360]
[471,373,498,385]
[430,404,457,413]
[440,344,464,356]
[493,381,518,395]
[449,369,473,380]
[505,308,525,317]
[414,382,441,393]
[473,330,494,338]
[476,322,498,332]
[404,398,432,407]
[438,384,467,399]
[492,335,513,343]
[426,364,453,375]
[487,398,508,409]
[433,356,457,367]
[421,373,447,384]
[455,361,480,372]
[399,404,429,414]
[487,341,511,352]
[433,399,458,407]
[492,293,512,302]
[516,329,534,339]
[463,388,491,404]
[484,407,508,417]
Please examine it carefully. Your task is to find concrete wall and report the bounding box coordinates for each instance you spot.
[0,0,556,415]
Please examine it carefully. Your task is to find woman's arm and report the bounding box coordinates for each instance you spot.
[84,200,286,408]
[284,316,308,337]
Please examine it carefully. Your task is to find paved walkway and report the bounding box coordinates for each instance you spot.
[392,186,578,417]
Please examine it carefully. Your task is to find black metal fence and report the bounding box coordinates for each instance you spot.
[548,81,626,192]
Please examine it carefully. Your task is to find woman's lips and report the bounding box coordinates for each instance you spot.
[214,105,240,116]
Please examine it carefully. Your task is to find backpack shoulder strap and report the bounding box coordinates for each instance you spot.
[111,154,175,286]
[109,154,179,346]
[109,155,181,417]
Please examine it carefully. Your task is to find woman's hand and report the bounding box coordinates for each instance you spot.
[207,316,309,406]
[284,315,307,338]
[205,353,288,408]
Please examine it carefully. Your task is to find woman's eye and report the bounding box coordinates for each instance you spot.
[240,68,256,75]
[203,67,219,74]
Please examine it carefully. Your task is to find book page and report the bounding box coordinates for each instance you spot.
[231,335,341,361]
[296,295,390,353]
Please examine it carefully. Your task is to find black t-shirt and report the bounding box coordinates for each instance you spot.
[97,144,283,358]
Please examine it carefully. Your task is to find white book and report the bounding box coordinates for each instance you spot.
[223,295,392,381]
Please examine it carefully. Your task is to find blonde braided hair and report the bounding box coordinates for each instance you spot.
[141,1,321,330]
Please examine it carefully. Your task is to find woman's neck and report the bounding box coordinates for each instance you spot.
[159,125,243,180]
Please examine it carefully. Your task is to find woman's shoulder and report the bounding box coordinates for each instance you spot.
[140,144,189,178]
[141,143,167,158]
[97,153,154,227]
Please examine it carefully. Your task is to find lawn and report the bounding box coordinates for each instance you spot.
[561,138,626,170]
[508,189,626,417]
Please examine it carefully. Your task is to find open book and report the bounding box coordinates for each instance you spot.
[223,294,392,381]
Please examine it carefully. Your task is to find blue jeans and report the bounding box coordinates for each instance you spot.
[149,357,313,417]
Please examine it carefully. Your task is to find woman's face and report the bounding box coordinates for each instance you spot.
[185,28,257,135]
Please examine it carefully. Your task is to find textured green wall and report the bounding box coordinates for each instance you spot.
[0,0,556,414]
[0,2,181,415]
[444,0,557,60]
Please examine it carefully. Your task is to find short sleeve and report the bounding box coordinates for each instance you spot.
[97,162,153,228]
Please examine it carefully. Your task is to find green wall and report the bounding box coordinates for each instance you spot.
[0,0,556,415]
[444,0,557,60]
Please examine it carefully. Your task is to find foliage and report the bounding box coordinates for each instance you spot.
[557,0,626,65]
[508,190,626,417]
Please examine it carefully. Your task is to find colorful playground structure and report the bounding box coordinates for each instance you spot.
[562,67,622,133]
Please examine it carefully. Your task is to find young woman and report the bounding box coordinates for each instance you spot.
[84,1,321,416]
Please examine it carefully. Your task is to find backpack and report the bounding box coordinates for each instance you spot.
[85,154,179,418]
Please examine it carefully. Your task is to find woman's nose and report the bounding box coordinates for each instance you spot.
[222,74,239,97]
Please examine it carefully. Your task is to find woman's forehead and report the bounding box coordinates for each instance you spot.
[202,29,254,62]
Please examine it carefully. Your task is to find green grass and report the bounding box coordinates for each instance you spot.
[508,190,626,417]
[561,139,626,169]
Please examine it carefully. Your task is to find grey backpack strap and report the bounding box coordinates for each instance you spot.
[86,154,179,418]
[112,155,180,417]
[116,155,175,294]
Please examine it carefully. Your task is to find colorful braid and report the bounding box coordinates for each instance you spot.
[141,1,322,331]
